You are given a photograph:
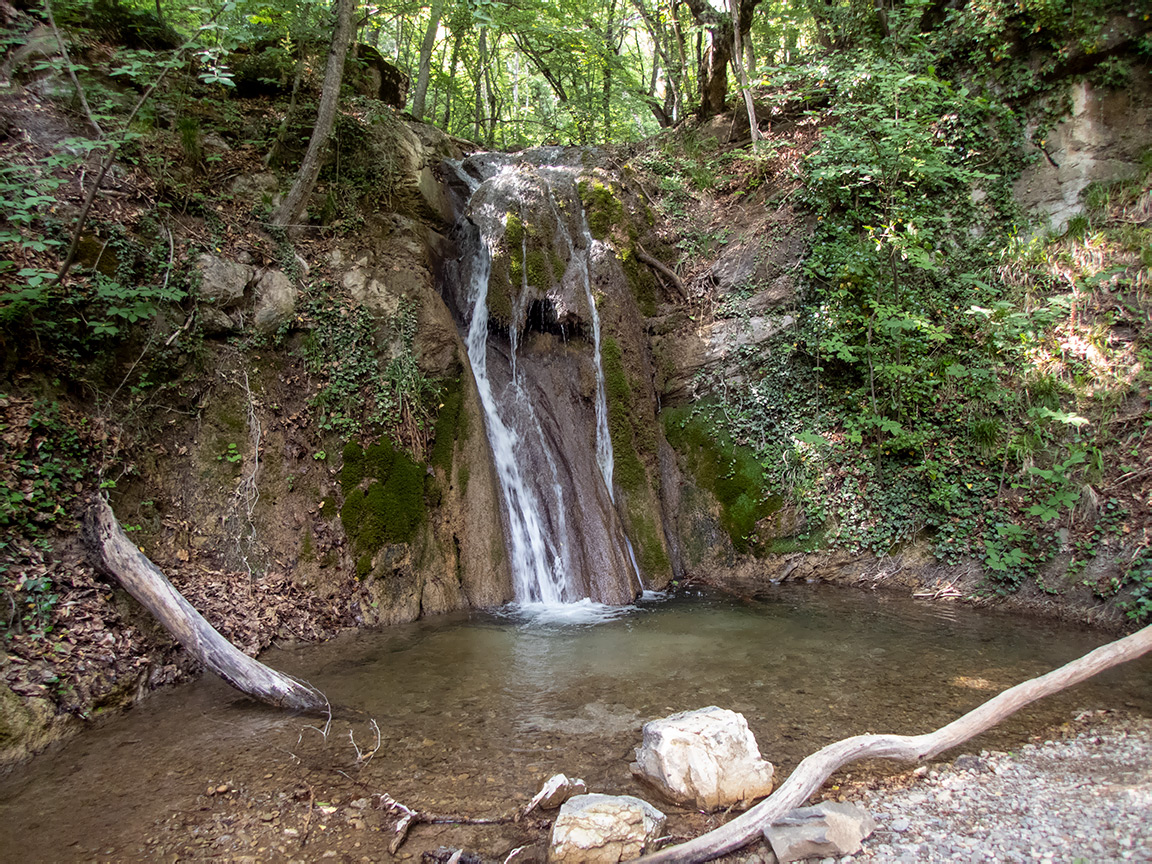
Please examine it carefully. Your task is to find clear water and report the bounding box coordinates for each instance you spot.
[1,587,1149,862]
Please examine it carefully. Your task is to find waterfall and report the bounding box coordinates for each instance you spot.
[445,152,641,606]
[463,239,568,604]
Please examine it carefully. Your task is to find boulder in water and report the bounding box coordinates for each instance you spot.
[630,706,775,810]
[548,793,665,864]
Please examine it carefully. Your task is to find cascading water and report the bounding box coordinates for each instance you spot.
[444,151,642,606]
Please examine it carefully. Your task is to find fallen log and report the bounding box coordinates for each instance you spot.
[638,622,1152,864]
[84,495,329,713]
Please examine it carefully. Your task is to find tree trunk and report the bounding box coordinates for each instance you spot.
[729,0,760,147]
[683,0,732,118]
[83,496,329,713]
[442,27,463,128]
[473,27,487,143]
[272,0,355,230]
[637,622,1152,864]
[411,0,446,120]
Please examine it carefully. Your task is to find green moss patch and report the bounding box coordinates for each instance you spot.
[578,178,625,240]
[338,439,427,555]
[430,378,464,473]
[602,337,647,492]
[340,441,365,494]
[663,405,780,554]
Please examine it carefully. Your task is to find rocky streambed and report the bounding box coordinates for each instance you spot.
[852,711,1152,864]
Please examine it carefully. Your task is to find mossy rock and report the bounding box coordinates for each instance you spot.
[340,441,365,494]
[430,379,464,473]
[601,336,647,492]
[663,405,780,554]
[365,440,396,481]
[578,178,625,240]
[341,487,366,535]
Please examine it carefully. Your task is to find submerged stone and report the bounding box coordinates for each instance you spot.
[548,793,665,864]
[763,800,876,863]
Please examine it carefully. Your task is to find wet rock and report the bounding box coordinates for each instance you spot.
[631,706,775,810]
[548,793,666,864]
[197,254,252,308]
[763,801,875,863]
[253,268,297,333]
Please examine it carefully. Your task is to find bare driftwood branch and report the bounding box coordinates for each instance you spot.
[638,623,1152,864]
[635,242,686,300]
[83,495,329,713]
[376,793,540,854]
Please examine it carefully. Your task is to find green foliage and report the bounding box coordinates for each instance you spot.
[1122,548,1152,625]
[300,295,437,440]
[1,400,93,639]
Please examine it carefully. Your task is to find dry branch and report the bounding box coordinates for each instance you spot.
[637,623,1152,864]
[83,495,329,712]
[376,793,534,854]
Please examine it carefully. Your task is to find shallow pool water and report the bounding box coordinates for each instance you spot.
[1,586,1148,862]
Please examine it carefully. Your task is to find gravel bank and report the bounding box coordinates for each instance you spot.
[852,712,1152,862]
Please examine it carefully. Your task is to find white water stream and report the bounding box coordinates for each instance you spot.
[457,158,634,605]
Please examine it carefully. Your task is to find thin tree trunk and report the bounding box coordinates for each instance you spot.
[272,0,355,230]
[411,0,446,120]
[473,27,486,142]
[728,0,760,147]
[637,623,1152,864]
[84,496,329,712]
[442,27,463,128]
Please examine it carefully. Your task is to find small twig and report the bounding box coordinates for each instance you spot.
[376,794,539,854]
[349,718,381,764]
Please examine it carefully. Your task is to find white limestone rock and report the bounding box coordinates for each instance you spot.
[525,773,588,815]
[630,706,775,811]
[548,794,665,864]
[763,800,875,863]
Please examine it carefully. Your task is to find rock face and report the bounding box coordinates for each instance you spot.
[1014,74,1152,232]
[763,800,876,863]
[548,794,666,864]
[650,206,812,405]
[631,706,775,810]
